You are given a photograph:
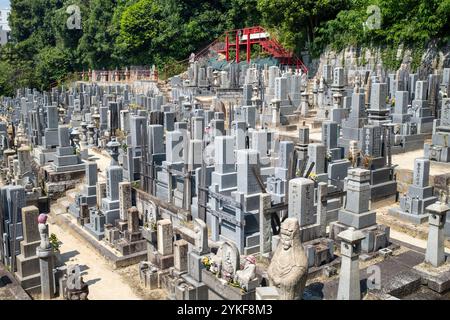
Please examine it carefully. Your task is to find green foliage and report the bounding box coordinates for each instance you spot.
[380,46,403,72]
[314,0,450,59]
[78,0,122,69]
[131,181,140,189]
[35,46,71,88]
[49,233,60,251]
[410,47,425,72]
[257,0,350,53]
[0,0,449,95]
[0,60,15,97]
[116,0,165,65]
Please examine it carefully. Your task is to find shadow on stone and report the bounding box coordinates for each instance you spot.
[360,278,368,296]
[78,264,90,273]
[303,282,324,300]
[0,275,12,288]
[85,278,101,286]
[60,250,80,262]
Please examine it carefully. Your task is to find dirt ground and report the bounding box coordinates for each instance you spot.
[392,149,450,176]
[38,147,169,300]
[116,265,167,300]
[48,218,142,300]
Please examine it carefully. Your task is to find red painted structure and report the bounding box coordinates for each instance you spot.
[204,26,308,74]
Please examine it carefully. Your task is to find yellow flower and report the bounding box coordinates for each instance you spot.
[202,257,210,267]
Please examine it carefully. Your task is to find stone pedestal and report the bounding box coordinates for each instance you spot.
[174,239,189,273]
[188,251,205,283]
[37,247,55,299]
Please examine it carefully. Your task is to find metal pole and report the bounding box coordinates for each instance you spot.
[246,29,251,64]
[225,34,229,62]
[235,30,240,64]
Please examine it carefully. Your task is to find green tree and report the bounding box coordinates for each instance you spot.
[315,0,450,56]
[79,0,122,69]
[115,0,167,65]
[34,46,71,90]
[257,0,349,53]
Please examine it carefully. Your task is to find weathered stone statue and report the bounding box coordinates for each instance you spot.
[218,241,239,282]
[267,218,308,300]
[193,218,208,254]
[234,255,257,291]
[38,213,50,250]
[349,140,360,167]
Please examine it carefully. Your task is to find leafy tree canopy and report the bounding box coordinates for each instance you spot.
[0,0,448,96]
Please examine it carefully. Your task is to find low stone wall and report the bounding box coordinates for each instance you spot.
[394,167,450,195]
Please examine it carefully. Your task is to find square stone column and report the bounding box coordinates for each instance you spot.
[337,227,365,300]
[259,193,272,256]
[174,239,189,273]
[425,202,449,267]
[157,219,173,256]
[119,182,132,221]
[15,206,41,291]
[288,177,315,226]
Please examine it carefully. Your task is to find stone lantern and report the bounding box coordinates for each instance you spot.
[337,227,365,300]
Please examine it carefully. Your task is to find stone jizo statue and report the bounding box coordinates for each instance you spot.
[267,218,308,300]
[234,255,257,291]
[193,218,208,254]
[220,241,240,282]
[38,213,50,250]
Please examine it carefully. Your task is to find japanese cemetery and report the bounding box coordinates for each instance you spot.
[1,2,450,301]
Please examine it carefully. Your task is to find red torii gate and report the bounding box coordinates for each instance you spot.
[215,26,308,74]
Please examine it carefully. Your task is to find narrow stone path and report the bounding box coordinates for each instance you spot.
[49,219,142,300]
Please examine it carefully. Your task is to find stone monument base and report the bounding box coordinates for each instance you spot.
[413,262,450,293]
[41,166,85,199]
[180,274,208,300]
[148,248,174,270]
[387,207,429,224]
[303,238,335,268]
[424,143,450,163]
[200,269,257,300]
[392,133,428,154]
[330,222,390,253]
